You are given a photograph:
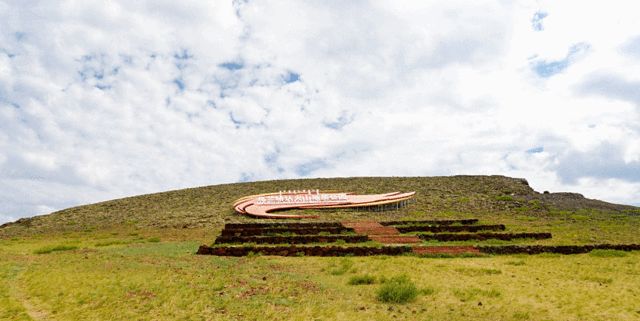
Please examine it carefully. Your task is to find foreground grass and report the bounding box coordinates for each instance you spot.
[1,176,639,320]
[1,236,639,321]
[376,275,419,304]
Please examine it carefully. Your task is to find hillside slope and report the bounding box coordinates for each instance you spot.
[1,175,637,238]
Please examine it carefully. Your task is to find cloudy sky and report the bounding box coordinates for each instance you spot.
[1,1,639,223]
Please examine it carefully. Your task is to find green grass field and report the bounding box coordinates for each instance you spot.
[1,176,639,320]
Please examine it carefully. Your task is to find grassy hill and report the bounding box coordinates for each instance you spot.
[1,176,640,321]
[1,175,637,238]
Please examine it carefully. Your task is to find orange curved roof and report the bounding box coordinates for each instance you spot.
[233,190,415,218]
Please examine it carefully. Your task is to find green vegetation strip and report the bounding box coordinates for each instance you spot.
[197,245,412,256]
[34,245,79,254]
[396,224,506,233]
[417,232,552,242]
[380,219,478,226]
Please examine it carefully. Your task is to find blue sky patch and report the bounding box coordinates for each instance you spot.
[324,113,354,130]
[173,49,193,61]
[282,71,300,84]
[295,159,327,176]
[264,150,279,166]
[531,11,548,31]
[173,78,185,91]
[14,32,26,41]
[532,42,590,78]
[533,60,569,78]
[219,61,244,71]
[264,150,285,173]
[228,112,244,128]
[526,146,544,154]
[1,49,16,58]
[173,49,193,70]
[119,54,133,65]
[622,36,640,58]
[239,172,254,182]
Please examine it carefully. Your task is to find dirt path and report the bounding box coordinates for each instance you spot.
[342,220,481,255]
[9,271,54,321]
[341,221,421,244]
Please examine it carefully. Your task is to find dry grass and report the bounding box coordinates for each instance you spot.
[0,176,639,320]
[0,236,639,320]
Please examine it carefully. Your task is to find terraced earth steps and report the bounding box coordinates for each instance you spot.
[396,224,506,233]
[214,234,369,245]
[221,226,353,237]
[368,235,422,244]
[380,219,479,226]
[417,232,552,242]
[478,244,640,255]
[224,222,342,229]
[412,245,481,255]
[341,221,397,234]
[341,221,421,244]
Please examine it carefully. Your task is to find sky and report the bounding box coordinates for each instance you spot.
[1,1,640,223]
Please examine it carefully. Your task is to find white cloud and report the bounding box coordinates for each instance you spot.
[1,0,640,223]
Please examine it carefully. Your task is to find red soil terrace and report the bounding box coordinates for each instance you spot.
[341,220,421,244]
[412,246,481,255]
